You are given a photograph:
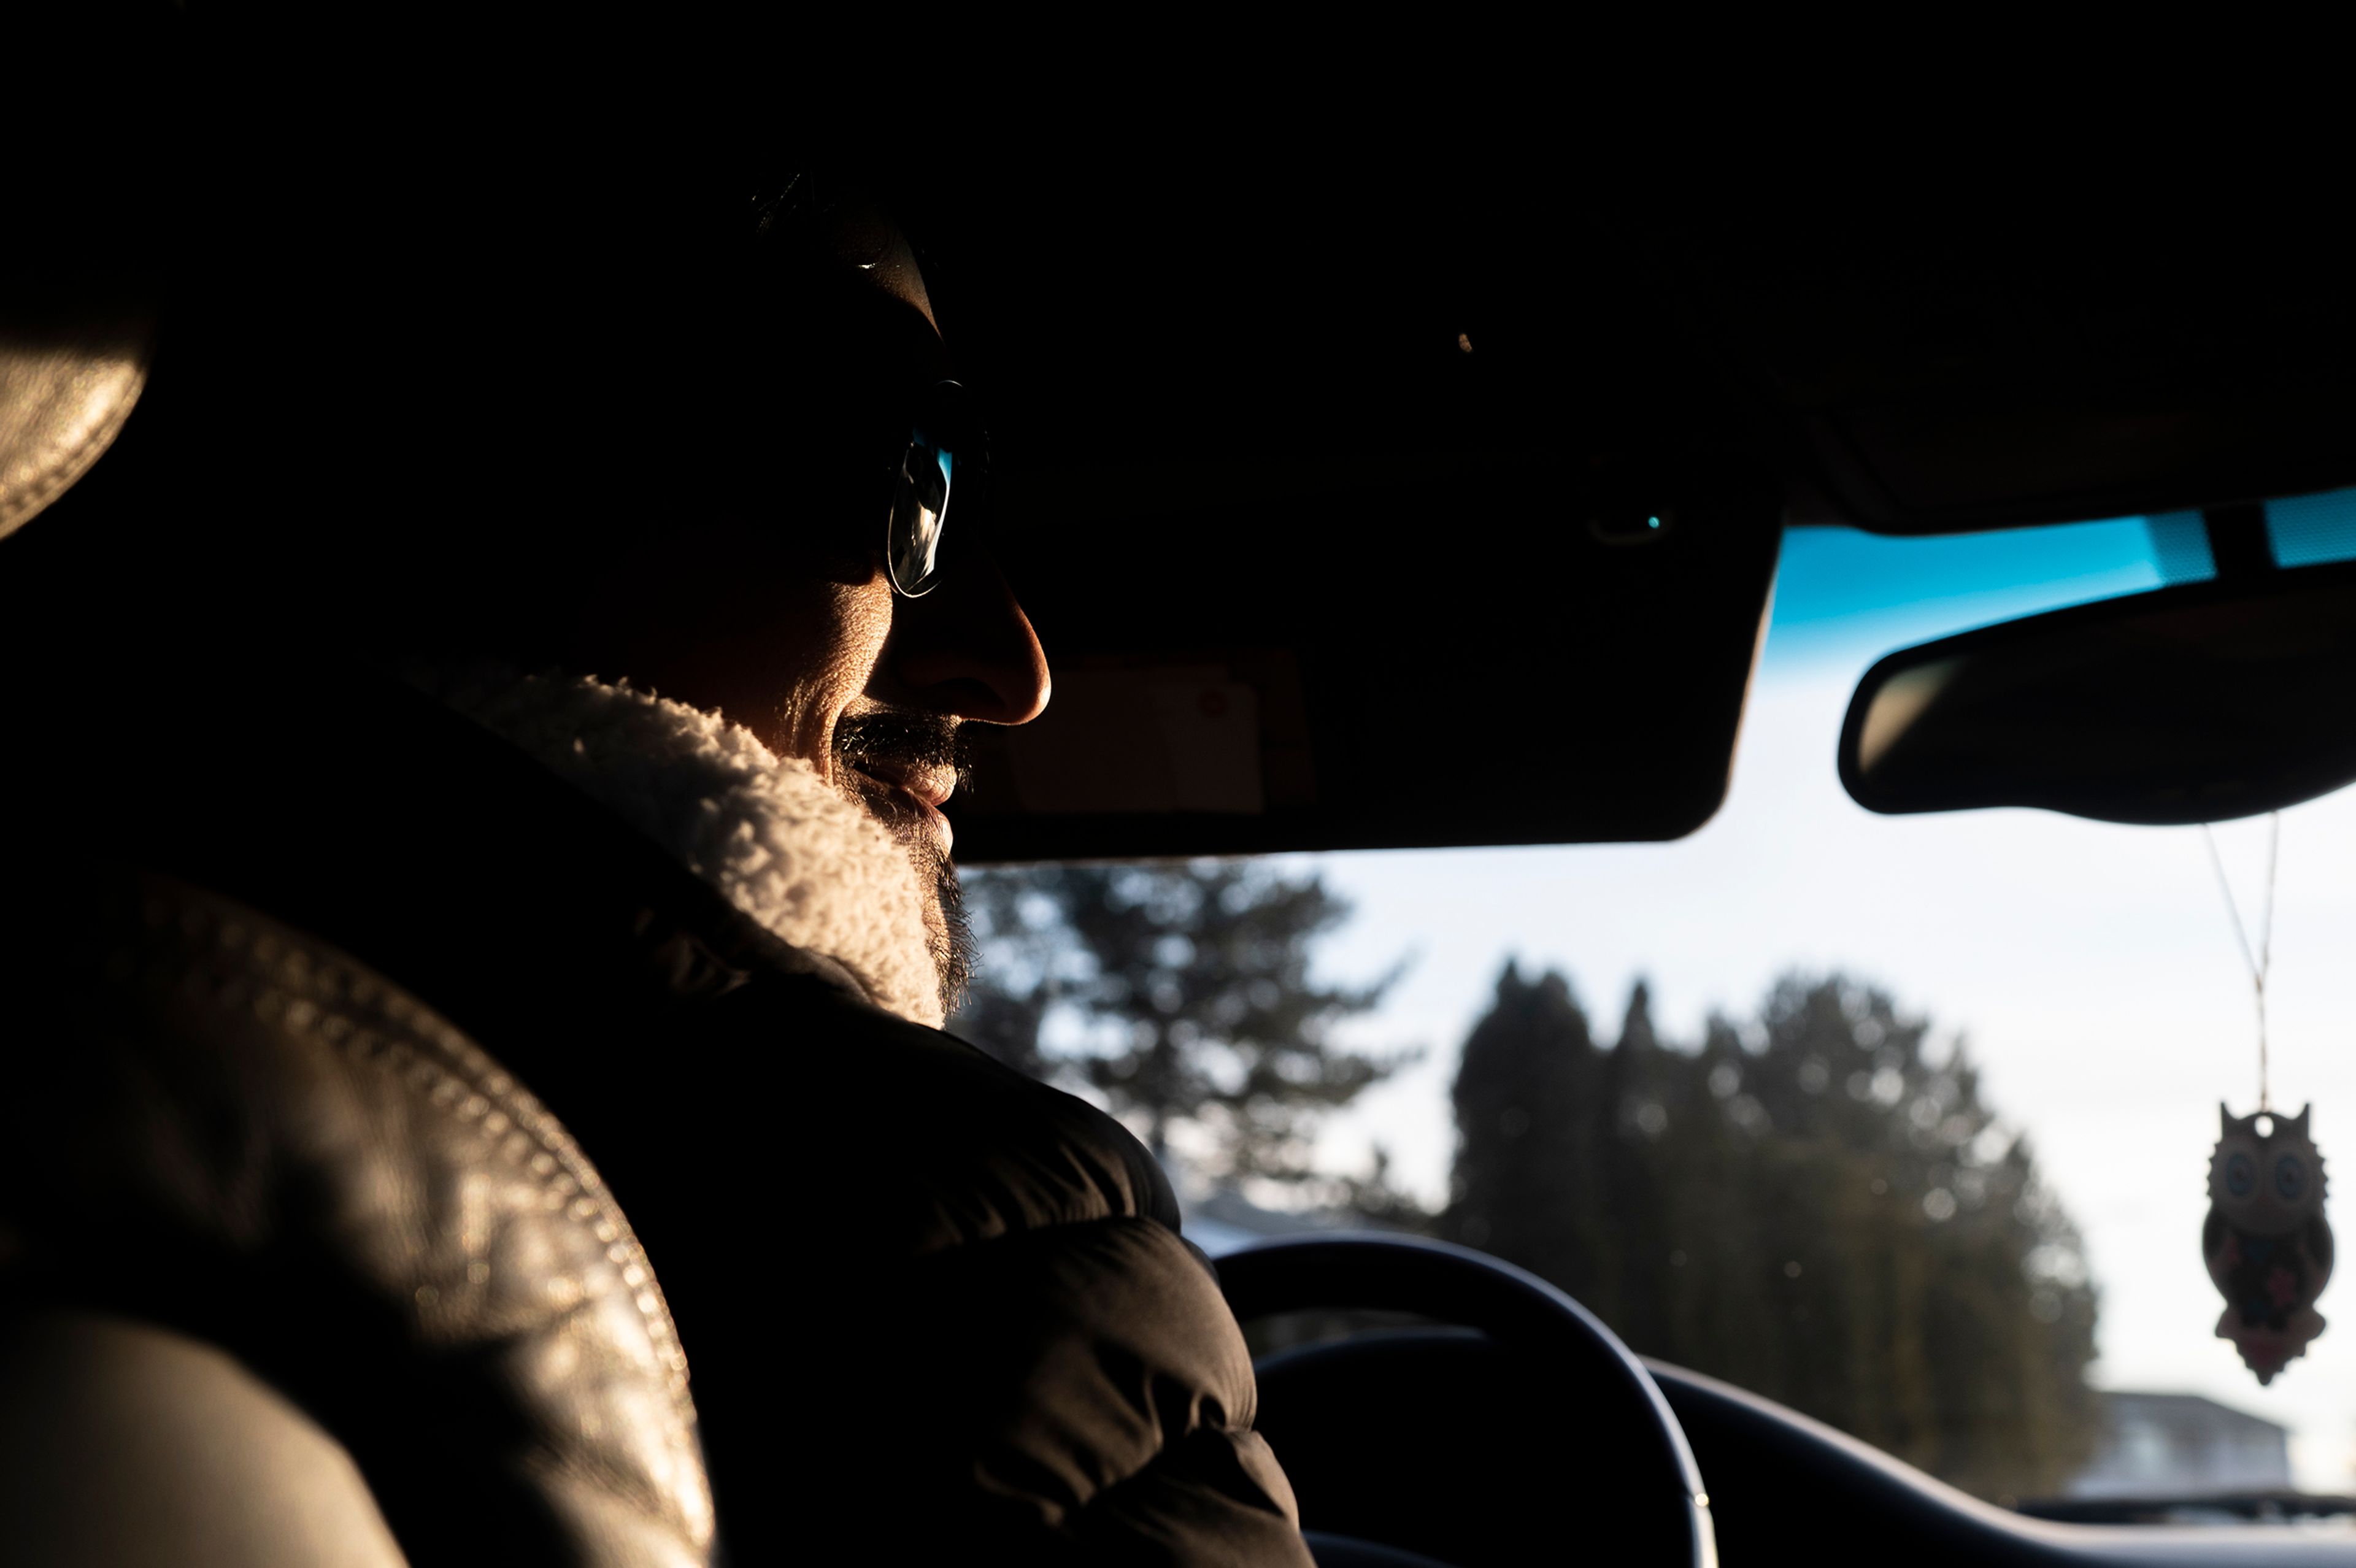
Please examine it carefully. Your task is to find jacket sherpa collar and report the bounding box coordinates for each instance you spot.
[431,669,947,1028]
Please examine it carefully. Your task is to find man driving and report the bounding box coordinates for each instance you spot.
[0,159,1313,1564]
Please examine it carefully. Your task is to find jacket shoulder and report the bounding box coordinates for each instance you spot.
[737,977,1185,1261]
[0,869,716,1566]
[756,994,1308,1562]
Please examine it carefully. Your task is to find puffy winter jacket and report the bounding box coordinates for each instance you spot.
[0,656,1311,1566]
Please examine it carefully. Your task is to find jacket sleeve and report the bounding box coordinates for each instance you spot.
[609,973,1314,1564]
[880,1212,1313,1566]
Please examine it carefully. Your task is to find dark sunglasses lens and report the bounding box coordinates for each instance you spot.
[887,382,978,598]
[887,434,952,596]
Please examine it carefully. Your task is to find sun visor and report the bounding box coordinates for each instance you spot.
[954,461,1783,861]
[896,164,1790,861]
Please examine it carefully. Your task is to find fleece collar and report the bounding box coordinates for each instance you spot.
[430,670,947,1028]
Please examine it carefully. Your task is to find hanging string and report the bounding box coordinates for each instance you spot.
[2203,812,2280,1111]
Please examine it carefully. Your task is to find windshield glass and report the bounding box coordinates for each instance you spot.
[959,502,2356,1515]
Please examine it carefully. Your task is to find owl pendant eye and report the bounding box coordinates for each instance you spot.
[2227,1153,2255,1196]
[2277,1156,2306,1201]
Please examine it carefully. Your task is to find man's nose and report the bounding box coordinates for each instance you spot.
[882,552,1052,725]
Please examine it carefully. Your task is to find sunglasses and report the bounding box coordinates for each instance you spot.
[883,379,982,599]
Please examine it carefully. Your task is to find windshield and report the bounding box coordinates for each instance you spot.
[959,498,2356,1513]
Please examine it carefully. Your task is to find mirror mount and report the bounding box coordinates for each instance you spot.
[2203,503,2276,582]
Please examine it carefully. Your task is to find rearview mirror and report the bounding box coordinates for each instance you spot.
[1838,562,2356,824]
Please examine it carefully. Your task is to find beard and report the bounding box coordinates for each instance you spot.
[833,708,975,1018]
[926,847,974,1018]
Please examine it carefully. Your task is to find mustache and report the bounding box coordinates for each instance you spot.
[833,709,971,784]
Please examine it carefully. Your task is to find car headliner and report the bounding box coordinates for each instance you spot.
[881,167,2356,861]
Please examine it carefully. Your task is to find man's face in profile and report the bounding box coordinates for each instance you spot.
[574,199,1050,1010]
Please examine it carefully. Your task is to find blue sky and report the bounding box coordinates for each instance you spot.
[1766,515,2166,664]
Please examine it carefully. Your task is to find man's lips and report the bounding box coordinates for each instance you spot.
[851,757,955,808]
[846,758,957,853]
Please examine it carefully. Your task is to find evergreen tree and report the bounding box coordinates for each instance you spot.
[1448,964,1603,1286]
[953,870,1062,1081]
[956,861,1412,1188]
[1446,964,2100,1502]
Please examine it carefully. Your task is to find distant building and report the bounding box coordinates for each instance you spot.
[2066,1392,2291,1497]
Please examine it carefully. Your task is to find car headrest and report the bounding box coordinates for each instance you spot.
[5,0,175,545]
[0,287,155,543]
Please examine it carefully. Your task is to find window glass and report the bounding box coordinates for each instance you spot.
[2266,486,2356,569]
[1769,514,2181,668]
[962,512,2356,1515]
[2142,510,2216,583]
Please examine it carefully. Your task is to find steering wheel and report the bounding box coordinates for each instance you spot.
[1219,1234,1715,1568]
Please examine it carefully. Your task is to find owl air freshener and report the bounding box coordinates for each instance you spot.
[2204,1104,2333,1385]
[2195,815,2328,1385]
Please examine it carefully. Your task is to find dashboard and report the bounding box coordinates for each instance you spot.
[1225,1236,2356,1567]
